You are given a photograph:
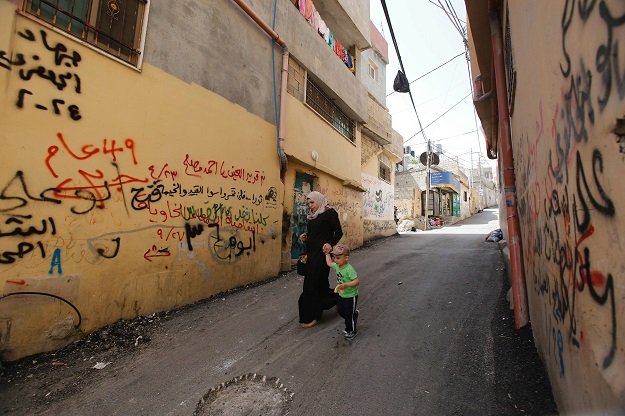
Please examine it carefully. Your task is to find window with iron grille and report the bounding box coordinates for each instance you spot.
[379,162,391,183]
[22,0,147,66]
[305,77,355,142]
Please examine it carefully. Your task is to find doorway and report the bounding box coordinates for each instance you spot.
[291,173,314,259]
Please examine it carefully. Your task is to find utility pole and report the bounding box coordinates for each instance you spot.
[477,153,483,211]
[424,140,431,230]
[469,149,474,213]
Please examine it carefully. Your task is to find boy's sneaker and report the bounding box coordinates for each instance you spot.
[344,331,358,340]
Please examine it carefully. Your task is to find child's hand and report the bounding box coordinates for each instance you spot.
[322,244,332,254]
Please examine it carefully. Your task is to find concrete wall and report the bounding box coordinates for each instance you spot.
[506,1,625,412]
[360,143,396,241]
[394,170,424,221]
[0,13,282,360]
[359,50,386,106]
[0,0,369,361]
[145,0,368,124]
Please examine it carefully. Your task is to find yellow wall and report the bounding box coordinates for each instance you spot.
[0,16,283,360]
[283,91,364,249]
[285,94,362,185]
[282,161,362,255]
[508,1,625,412]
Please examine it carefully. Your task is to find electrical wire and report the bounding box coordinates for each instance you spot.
[403,91,471,144]
[387,51,465,97]
[432,0,484,157]
[380,0,428,144]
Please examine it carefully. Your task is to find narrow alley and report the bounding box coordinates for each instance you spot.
[0,209,556,415]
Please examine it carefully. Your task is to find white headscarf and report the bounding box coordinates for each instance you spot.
[306,191,332,220]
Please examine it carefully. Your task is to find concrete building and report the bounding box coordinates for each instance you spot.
[359,22,403,240]
[395,151,473,228]
[466,0,625,413]
[0,0,377,360]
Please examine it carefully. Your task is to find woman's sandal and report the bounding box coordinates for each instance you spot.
[300,320,318,328]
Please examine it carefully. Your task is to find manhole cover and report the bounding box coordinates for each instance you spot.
[194,373,293,416]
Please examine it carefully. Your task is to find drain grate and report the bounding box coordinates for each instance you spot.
[194,373,293,416]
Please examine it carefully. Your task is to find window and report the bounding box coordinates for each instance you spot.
[23,0,147,66]
[463,191,467,202]
[368,60,377,80]
[379,162,391,183]
[306,77,355,142]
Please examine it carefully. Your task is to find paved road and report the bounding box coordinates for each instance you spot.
[1,208,556,415]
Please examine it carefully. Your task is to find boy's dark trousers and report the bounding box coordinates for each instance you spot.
[337,295,358,332]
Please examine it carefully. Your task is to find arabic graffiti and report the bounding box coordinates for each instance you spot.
[184,222,257,262]
[1,28,83,120]
[130,181,266,213]
[143,244,171,262]
[90,237,121,259]
[0,215,56,265]
[45,132,146,212]
[182,154,266,186]
[514,1,624,381]
[0,171,61,214]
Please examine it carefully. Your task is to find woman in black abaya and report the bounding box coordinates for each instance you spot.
[298,191,343,328]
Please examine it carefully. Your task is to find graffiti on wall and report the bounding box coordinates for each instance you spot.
[0,24,279,275]
[1,28,82,120]
[361,173,393,220]
[515,0,624,380]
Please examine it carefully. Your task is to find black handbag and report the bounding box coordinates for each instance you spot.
[296,254,307,276]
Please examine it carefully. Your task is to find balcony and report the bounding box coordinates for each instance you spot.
[312,0,370,50]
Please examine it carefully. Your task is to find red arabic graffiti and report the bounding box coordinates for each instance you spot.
[44,132,147,210]
[182,154,265,186]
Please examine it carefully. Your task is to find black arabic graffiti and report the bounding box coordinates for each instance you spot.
[1,28,83,120]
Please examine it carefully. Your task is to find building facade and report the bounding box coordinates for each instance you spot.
[359,22,402,241]
[0,0,374,360]
[466,0,625,412]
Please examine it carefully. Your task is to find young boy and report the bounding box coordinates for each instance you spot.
[324,243,360,340]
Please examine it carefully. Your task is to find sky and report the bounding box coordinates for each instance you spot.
[369,0,496,172]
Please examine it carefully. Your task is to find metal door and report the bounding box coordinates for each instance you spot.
[291,173,314,259]
[452,193,460,217]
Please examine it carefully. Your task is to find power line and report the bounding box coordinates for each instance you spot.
[403,92,472,144]
[387,52,465,97]
[380,0,429,144]
[431,129,477,142]
[431,0,483,157]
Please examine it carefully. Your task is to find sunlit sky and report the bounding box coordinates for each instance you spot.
[370,0,496,171]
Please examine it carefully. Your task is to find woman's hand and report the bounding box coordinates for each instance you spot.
[300,233,307,241]
[322,243,332,253]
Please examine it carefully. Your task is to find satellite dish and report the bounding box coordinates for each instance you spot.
[419,152,440,166]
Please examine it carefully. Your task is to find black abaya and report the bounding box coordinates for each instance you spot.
[298,208,343,323]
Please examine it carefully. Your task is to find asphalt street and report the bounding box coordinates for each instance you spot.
[0,208,557,415]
